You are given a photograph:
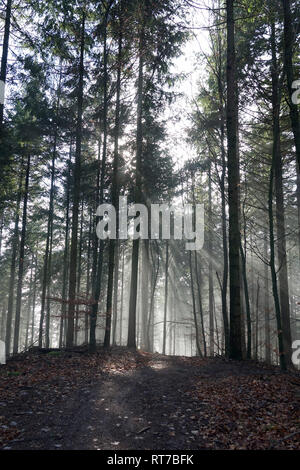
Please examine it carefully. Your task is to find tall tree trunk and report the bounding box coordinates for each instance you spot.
[112,244,120,345]
[59,144,72,349]
[127,6,144,349]
[30,250,38,346]
[194,252,207,357]
[0,213,4,257]
[90,5,111,351]
[264,231,271,364]
[0,0,12,126]
[85,208,93,344]
[281,0,300,172]
[269,154,286,370]
[208,165,214,356]
[104,9,122,348]
[66,12,85,348]
[39,67,62,347]
[162,241,169,355]
[25,256,34,350]
[45,220,54,349]
[240,244,251,359]
[75,201,84,346]
[119,245,125,345]
[297,165,300,262]
[268,20,287,370]
[140,240,150,350]
[217,29,229,356]
[5,166,22,356]
[147,243,159,352]
[189,251,203,357]
[13,153,30,354]
[255,279,260,360]
[226,0,242,360]
[270,17,292,366]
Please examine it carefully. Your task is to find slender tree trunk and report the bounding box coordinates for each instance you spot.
[281,0,300,172]
[0,0,12,126]
[39,67,62,347]
[208,165,214,356]
[45,225,53,349]
[0,213,4,257]
[75,201,84,346]
[127,7,144,349]
[189,252,203,357]
[13,153,30,354]
[66,12,85,348]
[59,144,72,349]
[141,240,150,350]
[119,245,125,345]
[268,50,287,370]
[104,11,122,348]
[269,154,286,370]
[297,165,300,262]
[25,257,34,350]
[162,241,169,355]
[254,279,260,360]
[226,0,242,360]
[90,6,111,351]
[85,208,93,344]
[112,244,119,345]
[147,243,159,352]
[195,252,207,357]
[217,39,229,357]
[31,251,38,346]
[240,242,251,359]
[264,232,271,364]
[270,17,292,366]
[5,166,22,356]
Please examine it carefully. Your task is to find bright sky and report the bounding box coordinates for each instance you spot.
[166,3,211,170]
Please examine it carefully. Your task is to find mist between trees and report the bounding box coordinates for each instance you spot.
[0,0,299,370]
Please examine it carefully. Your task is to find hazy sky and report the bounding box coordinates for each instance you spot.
[166,3,210,169]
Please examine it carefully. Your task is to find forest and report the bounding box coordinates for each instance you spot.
[0,0,299,453]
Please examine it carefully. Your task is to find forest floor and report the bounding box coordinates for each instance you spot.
[0,347,299,450]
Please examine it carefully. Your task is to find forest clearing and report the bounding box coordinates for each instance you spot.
[0,347,299,450]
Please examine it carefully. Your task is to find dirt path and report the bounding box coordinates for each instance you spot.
[0,351,299,450]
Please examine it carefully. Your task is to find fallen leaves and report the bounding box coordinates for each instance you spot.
[187,372,300,450]
[0,346,151,448]
[0,349,299,450]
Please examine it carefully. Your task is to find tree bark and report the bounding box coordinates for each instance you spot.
[127,4,144,349]
[66,12,85,348]
[162,241,169,355]
[226,0,242,360]
[281,0,300,173]
[194,252,206,357]
[104,8,122,348]
[0,0,12,126]
[270,17,292,366]
[189,251,203,357]
[264,231,271,364]
[5,165,22,356]
[208,165,214,356]
[13,152,30,354]
[90,5,111,351]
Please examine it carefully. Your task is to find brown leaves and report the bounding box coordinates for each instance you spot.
[0,350,299,450]
[188,372,300,450]
[0,347,151,448]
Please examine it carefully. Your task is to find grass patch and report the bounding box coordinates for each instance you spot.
[47,351,63,357]
[7,371,20,377]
